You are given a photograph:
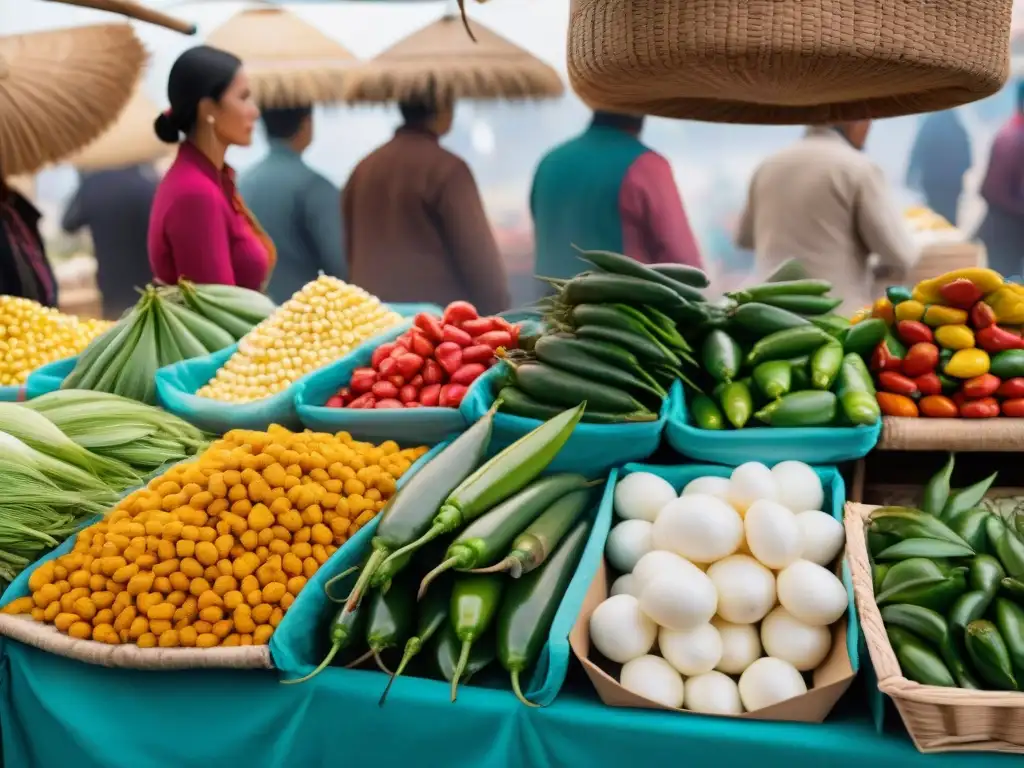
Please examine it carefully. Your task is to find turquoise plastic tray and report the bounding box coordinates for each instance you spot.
[275,466,616,708]
[24,356,76,399]
[665,384,881,467]
[612,461,860,672]
[462,361,673,474]
[0,385,22,402]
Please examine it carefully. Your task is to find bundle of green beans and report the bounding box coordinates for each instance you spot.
[284,402,596,708]
[495,248,712,424]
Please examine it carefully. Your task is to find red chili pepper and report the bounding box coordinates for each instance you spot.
[970,301,997,330]
[325,395,344,408]
[902,342,940,377]
[460,318,495,337]
[399,384,420,403]
[939,278,983,309]
[914,372,942,396]
[413,313,444,343]
[408,374,424,389]
[959,396,1000,418]
[394,334,413,352]
[404,402,423,409]
[371,380,400,399]
[461,344,495,365]
[419,383,441,407]
[879,371,919,396]
[997,377,1024,398]
[375,399,404,409]
[876,392,919,417]
[394,352,424,379]
[1001,398,1024,417]
[371,343,397,370]
[871,340,902,372]
[919,395,959,418]
[474,330,514,350]
[442,324,473,347]
[961,373,1001,399]
[409,333,435,359]
[435,342,463,376]
[439,384,468,408]
[387,375,405,389]
[896,320,934,345]
[377,357,398,377]
[450,363,487,386]
[442,301,479,326]
[348,393,376,409]
[421,359,444,385]
[976,325,1024,353]
[349,367,376,394]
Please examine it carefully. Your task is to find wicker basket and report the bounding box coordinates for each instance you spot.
[845,501,1024,753]
[567,0,1012,124]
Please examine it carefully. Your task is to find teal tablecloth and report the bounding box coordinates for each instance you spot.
[0,641,1005,768]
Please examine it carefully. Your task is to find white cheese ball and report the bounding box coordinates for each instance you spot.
[606,519,654,573]
[589,594,657,664]
[659,623,723,676]
[684,671,744,715]
[652,494,744,564]
[738,657,808,712]
[776,559,848,627]
[614,472,678,522]
[760,606,832,672]
[707,555,776,625]
[795,510,845,566]
[712,617,763,674]
[620,655,685,709]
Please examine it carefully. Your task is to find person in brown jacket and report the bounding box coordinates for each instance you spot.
[343,99,510,314]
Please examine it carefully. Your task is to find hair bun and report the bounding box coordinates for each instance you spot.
[154,112,180,144]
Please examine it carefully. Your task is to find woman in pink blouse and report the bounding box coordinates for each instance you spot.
[149,46,276,289]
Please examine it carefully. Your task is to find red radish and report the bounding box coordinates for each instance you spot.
[350,368,376,394]
[414,313,444,342]
[443,324,473,347]
[420,384,442,406]
[422,359,444,385]
[378,357,398,377]
[461,318,494,337]
[391,344,409,358]
[450,363,486,385]
[387,375,406,388]
[371,343,396,369]
[326,395,344,408]
[336,387,352,401]
[372,380,399,399]
[474,330,513,350]
[439,384,468,407]
[435,342,463,375]
[443,301,479,326]
[395,353,424,378]
[409,374,424,388]
[348,393,376,409]
[410,333,435,358]
[376,399,404,409]
[404,402,423,408]
[399,384,419,403]
[461,344,494,365]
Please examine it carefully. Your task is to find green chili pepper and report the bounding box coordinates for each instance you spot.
[839,391,882,426]
[880,558,945,593]
[921,454,954,517]
[994,598,1024,676]
[884,331,907,360]
[334,404,497,612]
[938,373,960,395]
[876,569,967,613]
[969,554,1006,597]
[810,340,844,390]
[702,330,743,383]
[752,360,792,400]
[379,575,452,706]
[869,507,974,548]
[754,390,837,427]
[881,604,948,645]
[966,620,1018,690]
[1001,577,1024,602]
[283,585,367,684]
[362,577,416,673]
[949,508,992,555]
[417,474,592,598]
[430,622,495,685]
[690,394,725,430]
[875,538,975,560]
[869,532,900,558]
[942,472,998,522]
[718,380,753,428]
[873,563,891,592]
[498,519,591,707]
[950,591,993,641]
[383,403,584,569]
[886,626,956,687]
[449,575,505,701]
[746,326,835,366]
[788,356,811,390]
[986,515,1024,578]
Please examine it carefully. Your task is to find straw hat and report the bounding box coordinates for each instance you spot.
[206,6,357,107]
[67,87,172,171]
[567,0,1012,124]
[343,12,564,104]
[43,0,196,35]
[0,24,146,176]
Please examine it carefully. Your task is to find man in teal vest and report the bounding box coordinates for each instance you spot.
[529,111,703,293]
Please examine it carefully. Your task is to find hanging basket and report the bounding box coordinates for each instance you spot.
[567,0,1013,125]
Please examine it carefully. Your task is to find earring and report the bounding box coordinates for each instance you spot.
[207,115,215,125]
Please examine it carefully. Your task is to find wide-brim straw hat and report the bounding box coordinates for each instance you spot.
[67,87,172,171]
[206,6,357,107]
[0,24,147,176]
[44,0,196,34]
[343,12,564,104]
[567,0,1013,124]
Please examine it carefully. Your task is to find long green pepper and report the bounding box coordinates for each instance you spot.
[379,577,451,706]
[449,575,505,702]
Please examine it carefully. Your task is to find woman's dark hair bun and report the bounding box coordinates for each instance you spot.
[156,45,242,142]
[153,112,180,144]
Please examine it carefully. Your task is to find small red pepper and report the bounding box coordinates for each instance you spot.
[876,392,919,417]
[460,317,495,337]
[349,367,376,394]
[409,333,435,359]
[348,393,376,409]
[474,330,514,350]
[969,301,997,330]
[399,384,419,403]
[413,313,445,343]
[442,301,479,326]
[371,380,400,400]
[375,399,404,409]
[325,395,344,408]
[879,371,919,396]
[976,325,1024,353]
[371,343,397,369]
[961,373,1001,399]
[394,352,424,379]
[404,402,423,409]
[461,344,495,365]
[939,278,984,309]
[959,396,1000,418]
[435,342,463,376]
[896,320,934,345]
[439,384,468,408]
[997,377,1024,398]
[408,374,424,389]
[419,383,442,407]
[377,357,398,377]
[442,324,473,347]
[1001,398,1024,417]
[914,372,942,396]
[871,340,903,373]
[450,363,487,386]
[394,334,413,352]
[902,342,940,377]
[919,394,959,418]
[422,359,444,385]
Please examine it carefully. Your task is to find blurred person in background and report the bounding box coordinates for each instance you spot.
[239,107,345,304]
[737,121,917,314]
[0,167,57,306]
[906,109,972,225]
[530,111,703,293]
[149,46,276,290]
[343,97,509,314]
[62,165,158,317]
[976,82,1024,279]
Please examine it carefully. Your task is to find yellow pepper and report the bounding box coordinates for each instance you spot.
[934,324,975,350]
[917,268,1005,300]
[923,304,968,327]
[870,298,895,326]
[894,299,926,323]
[944,348,990,379]
[984,285,1024,324]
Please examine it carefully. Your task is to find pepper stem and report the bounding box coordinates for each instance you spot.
[468,556,514,576]
[280,641,340,685]
[451,639,471,703]
[381,524,444,573]
[378,638,420,707]
[323,566,360,603]
[344,649,374,669]
[337,548,387,612]
[373,649,394,675]
[511,669,540,708]
[417,556,461,601]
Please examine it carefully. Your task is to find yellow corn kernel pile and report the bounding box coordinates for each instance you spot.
[0,296,112,385]
[8,425,428,649]
[197,276,402,403]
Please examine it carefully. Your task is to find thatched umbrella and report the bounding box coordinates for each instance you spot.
[206,6,357,107]
[0,24,147,176]
[342,9,563,104]
[43,0,196,34]
[67,87,172,171]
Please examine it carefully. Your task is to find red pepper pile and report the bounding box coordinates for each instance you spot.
[323,301,520,410]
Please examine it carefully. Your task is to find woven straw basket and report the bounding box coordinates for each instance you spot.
[845,501,1024,754]
[567,0,1013,124]
[877,417,1024,452]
